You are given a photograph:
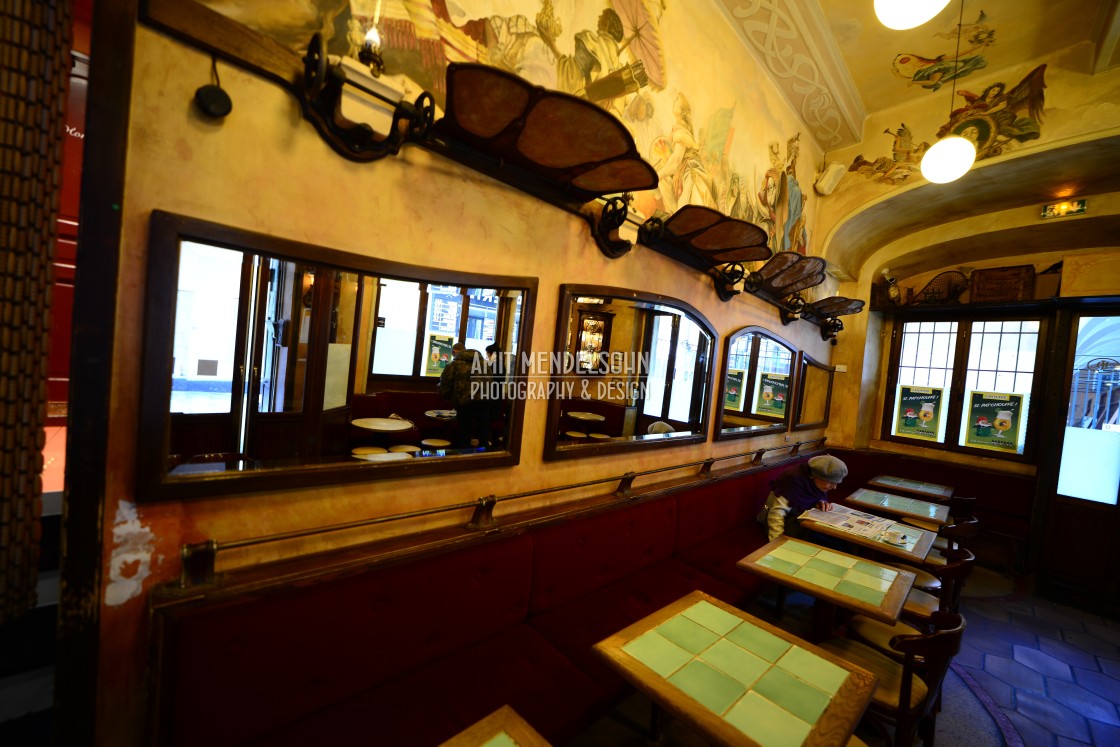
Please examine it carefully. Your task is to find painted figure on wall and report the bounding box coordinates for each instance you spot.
[758,134,807,254]
[651,93,717,212]
[892,11,995,92]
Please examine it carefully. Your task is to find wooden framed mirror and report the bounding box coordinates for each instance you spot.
[138,211,536,499]
[543,285,715,460]
[715,326,796,440]
[792,352,835,431]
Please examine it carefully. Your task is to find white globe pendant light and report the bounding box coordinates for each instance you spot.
[920,135,976,183]
[874,0,952,30]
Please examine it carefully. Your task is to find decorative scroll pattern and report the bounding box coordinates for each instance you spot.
[725,0,860,149]
[0,0,70,624]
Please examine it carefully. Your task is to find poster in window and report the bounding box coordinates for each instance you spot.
[895,386,944,440]
[965,391,1024,451]
[725,369,746,411]
[753,372,789,416]
[425,334,454,377]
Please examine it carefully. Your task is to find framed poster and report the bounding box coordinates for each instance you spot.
[725,369,746,411]
[965,391,1024,452]
[894,386,944,441]
[753,372,789,416]
[425,334,454,376]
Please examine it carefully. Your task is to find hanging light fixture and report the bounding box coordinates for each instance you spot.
[874,0,951,30]
[919,0,976,184]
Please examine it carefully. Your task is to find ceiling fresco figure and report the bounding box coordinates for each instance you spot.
[892,11,995,92]
[849,123,930,185]
[939,63,1047,160]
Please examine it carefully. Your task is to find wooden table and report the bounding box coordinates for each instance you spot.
[351,416,415,432]
[842,488,950,527]
[438,705,551,747]
[594,590,877,747]
[566,410,605,423]
[798,507,936,564]
[867,475,954,501]
[738,537,916,640]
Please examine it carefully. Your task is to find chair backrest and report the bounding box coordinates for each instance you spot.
[947,495,977,522]
[890,611,966,720]
[936,547,976,613]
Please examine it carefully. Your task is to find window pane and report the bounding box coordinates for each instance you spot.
[465,288,499,351]
[257,258,308,414]
[1018,335,1037,372]
[1015,373,1033,392]
[994,371,1016,392]
[997,338,1019,372]
[964,370,977,391]
[171,242,244,414]
[976,371,995,390]
[1022,320,1040,333]
[371,279,421,376]
[1003,320,1021,333]
[901,334,917,368]
[978,334,999,370]
[916,334,933,367]
[934,321,955,334]
[643,315,672,417]
[1058,315,1120,504]
[668,317,701,421]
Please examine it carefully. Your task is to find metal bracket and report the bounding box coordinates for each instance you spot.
[615,472,637,499]
[589,195,633,259]
[179,539,218,589]
[467,494,498,530]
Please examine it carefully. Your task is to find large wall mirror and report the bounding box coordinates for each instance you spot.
[543,285,715,460]
[715,327,795,440]
[138,211,536,498]
[792,352,835,431]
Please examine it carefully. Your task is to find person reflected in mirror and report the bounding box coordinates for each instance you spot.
[482,343,508,448]
[757,455,849,543]
[647,420,674,435]
[438,342,487,449]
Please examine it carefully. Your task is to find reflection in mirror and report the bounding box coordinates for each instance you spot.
[793,352,834,431]
[715,327,795,440]
[544,286,715,460]
[139,211,536,498]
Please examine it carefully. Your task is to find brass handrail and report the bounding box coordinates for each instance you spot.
[178,437,826,588]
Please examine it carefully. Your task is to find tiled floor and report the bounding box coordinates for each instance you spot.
[957,571,1120,747]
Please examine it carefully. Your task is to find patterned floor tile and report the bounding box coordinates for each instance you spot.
[1064,629,1120,659]
[1014,691,1091,742]
[955,641,984,669]
[966,627,1017,658]
[984,654,1046,694]
[1047,678,1120,726]
[1002,707,1063,747]
[1084,622,1120,648]
[986,618,1042,648]
[966,600,1012,623]
[1039,638,1102,672]
[1014,645,1073,681]
[960,664,1015,709]
[1010,612,1064,641]
[1098,656,1120,681]
[1089,717,1120,747]
[1072,667,1120,706]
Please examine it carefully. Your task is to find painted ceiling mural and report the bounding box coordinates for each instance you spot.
[851,64,1047,185]
[198,0,813,255]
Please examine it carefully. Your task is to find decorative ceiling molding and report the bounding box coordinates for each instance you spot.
[716,0,866,151]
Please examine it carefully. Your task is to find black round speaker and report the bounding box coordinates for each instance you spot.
[194,84,232,118]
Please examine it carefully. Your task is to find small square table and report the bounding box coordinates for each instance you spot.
[841,488,950,527]
[594,590,877,747]
[437,705,552,747]
[866,475,954,502]
[738,537,916,640]
[798,507,936,564]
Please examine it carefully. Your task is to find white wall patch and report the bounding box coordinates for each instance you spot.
[106,500,157,606]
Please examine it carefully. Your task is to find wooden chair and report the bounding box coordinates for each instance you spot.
[821,611,966,747]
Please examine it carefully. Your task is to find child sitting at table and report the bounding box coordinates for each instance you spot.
[757,455,848,542]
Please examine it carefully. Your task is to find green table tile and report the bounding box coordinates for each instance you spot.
[804,557,848,578]
[699,638,770,688]
[854,560,898,581]
[846,568,894,592]
[656,615,721,654]
[682,600,742,636]
[782,540,820,556]
[835,578,887,606]
[725,691,812,747]
[757,553,801,576]
[792,565,842,590]
[753,667,832,724]
[815,549,857,568]
[481,733,518,747]
[770,546,813,566]
[667,659,747,715]
[776,647,849,696]
[623,630,693,677]
[725,621,792,662]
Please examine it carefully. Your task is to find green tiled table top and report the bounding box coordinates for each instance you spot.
[867,475,954,500]
[843,488,950,526]
[597,592,877,747]
[438,705,552,747]
[738,537,914,624]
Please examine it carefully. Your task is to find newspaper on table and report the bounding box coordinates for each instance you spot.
[800,503,895,539]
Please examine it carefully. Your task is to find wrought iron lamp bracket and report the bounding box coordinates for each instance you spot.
[588,195,635,259]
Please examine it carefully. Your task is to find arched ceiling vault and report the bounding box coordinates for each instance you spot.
[822,133,1120,281]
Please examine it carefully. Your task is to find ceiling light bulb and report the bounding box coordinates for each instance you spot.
[920,135,976,184]
[874,0,952,30]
